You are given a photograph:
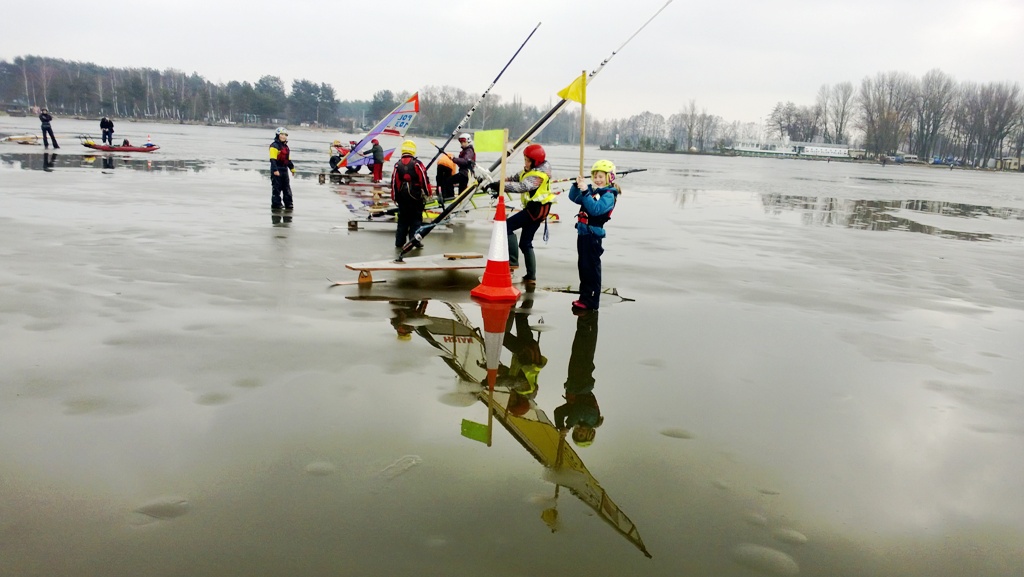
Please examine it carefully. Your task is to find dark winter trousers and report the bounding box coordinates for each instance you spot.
[102,129,114,145]
[42,126,58,148]
[436,166,455,200]
[395,205,424,247]
[576,234,604,310]
[453,171,469,195]
[506,210,542,279]
[271,172,293,209]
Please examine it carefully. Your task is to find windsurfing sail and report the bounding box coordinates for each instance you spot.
[339,92,420,169]
[399,0,672,258]
[402,301,651,557]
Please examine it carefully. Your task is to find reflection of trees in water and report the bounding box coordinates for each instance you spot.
[0,153,208,173]
[673,190,700,208]
[761,194,1024,241]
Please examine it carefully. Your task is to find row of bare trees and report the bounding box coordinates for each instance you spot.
[768,70,1023,166]
[5,56,1022,164]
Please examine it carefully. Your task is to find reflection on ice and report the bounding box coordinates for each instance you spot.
[761,194,1024,241]
[133,496,191,520]
[731,543,800,576]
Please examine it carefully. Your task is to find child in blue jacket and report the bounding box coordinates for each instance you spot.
[568,160,620,312]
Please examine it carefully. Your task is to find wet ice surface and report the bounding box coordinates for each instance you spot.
[1,118,1023,576]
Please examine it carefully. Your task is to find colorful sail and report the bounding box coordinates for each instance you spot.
[339,93,419,168]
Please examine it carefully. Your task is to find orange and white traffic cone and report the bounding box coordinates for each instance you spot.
[471,195,521,302]
[475,299,514,392]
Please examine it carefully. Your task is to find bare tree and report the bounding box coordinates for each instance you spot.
[912,69,956,160]
[695,110,720,151]
[827,81,855,144]
[816,84,831,142]
[683,99,698,150]
[857,71,916,156]
[977,82,1022,167]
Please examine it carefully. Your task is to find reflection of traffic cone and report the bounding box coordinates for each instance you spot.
[475,299,514,392]
[471,195,521,302]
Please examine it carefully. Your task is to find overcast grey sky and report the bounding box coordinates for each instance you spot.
[4,0,1023,123]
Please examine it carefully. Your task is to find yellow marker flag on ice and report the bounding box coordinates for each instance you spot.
[472,129,505,153]
[557,72,587,104]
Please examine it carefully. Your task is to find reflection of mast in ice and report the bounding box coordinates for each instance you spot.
[409,300,651,558]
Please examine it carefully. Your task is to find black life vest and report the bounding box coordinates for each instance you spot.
[394,156,427,202]
[577,188,618,228]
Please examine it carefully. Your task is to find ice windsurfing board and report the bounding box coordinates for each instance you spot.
[335,253,486,285]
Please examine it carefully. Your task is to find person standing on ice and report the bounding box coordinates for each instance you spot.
[39,108,59,149]
[451,133,476,194]
[390,140,432,249]
[100,116,114,146]
[269,127,295,211]
[364,138,385,183]
[567,159,620,312]
[486,143,554,286]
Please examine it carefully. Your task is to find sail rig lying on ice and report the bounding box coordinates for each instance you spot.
[338,92,420,170]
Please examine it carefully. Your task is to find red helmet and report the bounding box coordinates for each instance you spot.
[523,143,546,166]
[371,138,379,144]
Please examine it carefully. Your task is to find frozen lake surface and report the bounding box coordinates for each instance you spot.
[2,118,1023,576]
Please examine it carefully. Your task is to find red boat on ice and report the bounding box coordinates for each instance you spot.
[80,136,160,153]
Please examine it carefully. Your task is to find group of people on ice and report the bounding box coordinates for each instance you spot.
[269,127,622,313]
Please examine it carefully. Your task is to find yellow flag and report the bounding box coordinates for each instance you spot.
[557,72,587,104]
[472,129,505,153]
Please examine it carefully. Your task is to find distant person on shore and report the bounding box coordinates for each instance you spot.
[435,151,458,201]
[39,108,58,149]
[568,159,620,313]
[486,143,554,286]
[365,138,385,183]
[100,116,114,145]
[452,133,476,194]
[390,140,431,249]
[269,127,295,211]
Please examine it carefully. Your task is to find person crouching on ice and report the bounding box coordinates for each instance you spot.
[390,140,432,249]
[568,160,620,312]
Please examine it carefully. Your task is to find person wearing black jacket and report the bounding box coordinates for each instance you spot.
[100,116,115,145]
[269,127,295,210]
[39,108,59,149]
[390,140,431,249]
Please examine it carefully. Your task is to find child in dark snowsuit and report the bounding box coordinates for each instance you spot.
[567,160,620,312]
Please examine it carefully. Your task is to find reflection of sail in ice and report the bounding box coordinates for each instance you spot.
[413,302,651,558]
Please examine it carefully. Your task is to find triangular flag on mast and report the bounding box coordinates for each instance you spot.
[557,72,587,104]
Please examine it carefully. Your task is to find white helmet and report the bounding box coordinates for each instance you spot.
[458,132,473,145]
[276,127,289,136]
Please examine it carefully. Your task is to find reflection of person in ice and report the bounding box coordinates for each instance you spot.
[554,310,603,447]
[390,300,428,341]
[496,288,547,415]
[43,152,57,171]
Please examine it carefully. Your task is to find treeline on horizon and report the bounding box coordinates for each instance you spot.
[2,56,1022,166]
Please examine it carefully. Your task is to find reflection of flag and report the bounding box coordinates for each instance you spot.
[473,129,505,153]
[557,73,587,104]
[461,419,490,443]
